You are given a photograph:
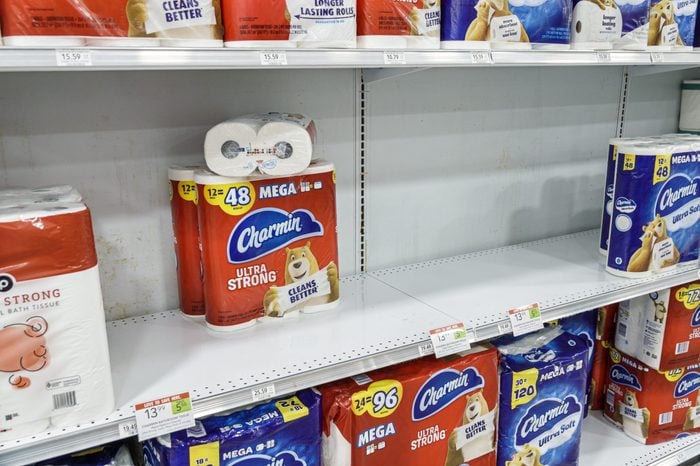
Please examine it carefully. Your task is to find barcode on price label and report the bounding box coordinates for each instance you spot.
[508,303,543,337]
[118,420,138,439]
[134,392,194,441]
[384,51,406,65]
[260,51,288,66]
[56,50,92,67]
[471,51,493,64]
[251,384,276,402]
[429,323,471,358]
[418,341,435,356]
[596,51,611,63]
[650,52,664,63]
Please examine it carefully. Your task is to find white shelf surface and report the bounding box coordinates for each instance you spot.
[371,230,700,342]
[582,413,700,466]
[1,47,700,71]
[1,230,698,464]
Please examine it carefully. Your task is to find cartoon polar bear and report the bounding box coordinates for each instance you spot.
[263,242,339,316]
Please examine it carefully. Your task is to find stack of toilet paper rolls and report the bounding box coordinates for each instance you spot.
[358,0,440,49]
[600,133,700,278]
[222,0,357,48]
[0,0,223,47]
[0,186,114,441]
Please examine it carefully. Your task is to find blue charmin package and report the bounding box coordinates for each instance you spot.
[143,389,321,466]
[510,0,572,44]
[546,311,597,417]
[647,0,698,47]
[599,139,623,254]
[494,328,589,466]
[607,143,700,277]
[618,0,651,38]
[441,0,481,41]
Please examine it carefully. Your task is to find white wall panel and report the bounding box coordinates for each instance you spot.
[365,66,623,269]
[0,70,358,319]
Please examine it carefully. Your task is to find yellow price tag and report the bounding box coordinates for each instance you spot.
[178,181,197,203]
[351,380,403,418]
[653,154,671,184]
[512,368,539,408]
[623,154,636,171]
[189,443,220,466]
[675,284,700,310]
[203,182,256,216]
[275,396,310,423]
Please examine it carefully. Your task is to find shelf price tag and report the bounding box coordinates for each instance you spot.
[650,52,664,63]
[56,50,92,67]
[383,51,406,65]
[418,341,435,356]
[260,51,288,66]
[429,323,471,358]
[596,51,611,63]
[134,392,194,441]
[251,384,276,402]
[118,420,138,439]
[508,303,543,337]
[470,50,493,64]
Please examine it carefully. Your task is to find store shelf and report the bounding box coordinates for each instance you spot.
[582,413,700,466]
[1,47,700,71]
[371,230,700,342]
[1,230,698,464]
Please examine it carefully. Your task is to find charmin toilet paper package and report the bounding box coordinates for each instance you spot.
[614,282,700,371]
[222,0,356,48]
[680,81,700,133]
[0,185,83,209]
[357,0,440,49]
[590,304,617,411]
[195,160,339,331]
[570,0,622,48]
[494,327,589,466]
[606,140,700,277]
[604,348,700,444]
[143,389,321,466]
[169,166,205,319]
[440,0,490,49]
[319,345,499,466]
[205,113,317,177]
[612,0,651,48]
[0,202,113,440]
[613,0,697,48]
[599,138,627,255]
[546,310,597,416]
[135,0,224,47]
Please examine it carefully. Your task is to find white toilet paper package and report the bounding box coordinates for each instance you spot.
[205,113,317,177]
[570,0,623,48]
[222,0,356,48]
[0,0,223,46]
[143,389,321,466]
[0,202,114,441]
[606,141,700,277]
[357,0,440,49]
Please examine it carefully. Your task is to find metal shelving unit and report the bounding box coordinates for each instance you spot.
[1,47,700,71]
[1,230,697,464]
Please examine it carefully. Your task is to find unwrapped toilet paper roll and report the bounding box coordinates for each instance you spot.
[680,80,700,133]
[205,113,316,176]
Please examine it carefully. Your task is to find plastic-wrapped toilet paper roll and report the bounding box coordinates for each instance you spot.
[680,81,700,133]
[440,0,491,49]
[205,113,316,177]
[357,0,440,49]
[85,37,160,46]
[0,185,83,209]
[0,202,114,434]
[168,165,206,319]
[599,137,625,255]
[570,0,622,49]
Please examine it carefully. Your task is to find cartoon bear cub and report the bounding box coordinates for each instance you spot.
[0,316,49,389]
[465,0,530,43]
[125,0,223,39]
[263,242,339,317]
[627,215,679,272]
[444,390,494,466]
[620,390,650,439]
[683,390,700,430]
[647,0,684,46]
[506,444,545,466]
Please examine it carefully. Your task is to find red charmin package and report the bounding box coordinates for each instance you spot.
[604,348,700,444]
[596,303,618,342]
[357,0,439,37]
[590,340,610,411]
[222,0,290,42]
[195,160,339,331]
[168,166,205,319]
[320,345,499,466]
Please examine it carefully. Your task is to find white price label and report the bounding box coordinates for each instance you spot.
[470,50,493,64]
[596,51,611,63]
[251,384,276,402]
[134,392,194,442]
[508,303,543,337]
[56,50,92,67]
[383,51,406,65]
[429,323,471,358]
[650,52,664,63]
[418,341,435,356]
[260,51,288,66]
[498,320,513,334]
[118,420,138,439]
